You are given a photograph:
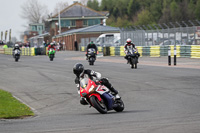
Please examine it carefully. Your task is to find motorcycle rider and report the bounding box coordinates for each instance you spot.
[73,63,120,105]
[13,44,21,57]
[124,38,140,64]
[47,42,56,55]
[86,41,98,60]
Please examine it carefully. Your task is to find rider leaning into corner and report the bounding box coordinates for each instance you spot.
[124,38,140,64]
[73,63,120,105]
[86,41,98,60]
[47,42,56,55]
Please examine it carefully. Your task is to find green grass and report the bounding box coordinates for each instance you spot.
[0,89,34,119]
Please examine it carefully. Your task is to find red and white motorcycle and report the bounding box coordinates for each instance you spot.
[79,78,124,114]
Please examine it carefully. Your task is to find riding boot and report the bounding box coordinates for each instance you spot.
[100,78,118,95]
[105,82,118,95]
[80,98,88,105]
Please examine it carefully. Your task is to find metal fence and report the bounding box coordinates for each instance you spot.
[120,26,200,46]
[80,37,97,47]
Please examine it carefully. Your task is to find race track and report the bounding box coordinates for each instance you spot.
[0,51,200,133]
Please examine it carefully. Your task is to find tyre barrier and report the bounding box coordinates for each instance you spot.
[0,46,4,54]
[81,45,200,58]
[2,48,47,56]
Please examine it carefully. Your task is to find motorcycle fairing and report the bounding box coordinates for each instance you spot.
[101,93,114,110]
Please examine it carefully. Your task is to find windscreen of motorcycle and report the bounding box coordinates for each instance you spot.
[88,48,96,54]
[15,49,20,54]
[80,77,89,89]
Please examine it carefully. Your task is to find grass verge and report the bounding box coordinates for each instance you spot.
[0,89,34,119]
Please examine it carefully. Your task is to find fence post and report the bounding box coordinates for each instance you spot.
[174,45,176,65]
[168,46,171,66]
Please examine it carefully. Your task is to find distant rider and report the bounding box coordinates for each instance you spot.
[47,42,56,55]
[86,41,98,60]
[124,38,140,64]
[13,44,21,57]
[13,44,21,51]
[73,63,120,105]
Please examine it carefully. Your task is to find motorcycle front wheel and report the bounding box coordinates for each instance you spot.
[15,56,19,62]
[50,54,54,61]
[130,57,134,69]
[90,96,107,114]
[89,57,95,65]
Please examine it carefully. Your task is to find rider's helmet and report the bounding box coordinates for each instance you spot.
[89,41,94,45]
[126,38,132,44]
[73,63,84,77]
[14,44,19,48]
[50,42,54,46]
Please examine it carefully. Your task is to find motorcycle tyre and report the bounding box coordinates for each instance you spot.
[130,57,134,69]
[50,54,54,61]
[89,57,95,65]
[113,99,124,112]
[135,58,138,69]
[90,96,107,114]
[15,58,19,62]
[15,56,19,62]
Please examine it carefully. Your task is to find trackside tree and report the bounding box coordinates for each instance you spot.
[87,0,200,27]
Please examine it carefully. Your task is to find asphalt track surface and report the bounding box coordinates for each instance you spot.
[0,51,200,133]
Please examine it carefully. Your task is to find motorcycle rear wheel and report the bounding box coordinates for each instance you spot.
[90,96,107,114]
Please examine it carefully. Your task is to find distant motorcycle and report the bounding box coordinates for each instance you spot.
[48,48,55,61]
[13,49,21,62]
[79,78,124,114]
[127,48,139,69]
[87,48,96,65]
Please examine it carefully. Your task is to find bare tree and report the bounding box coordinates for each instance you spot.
[21,0,48,23]
[80,0,89,5]
[52,1,69,16]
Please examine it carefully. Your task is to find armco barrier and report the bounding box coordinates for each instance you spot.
[81,45,200,58]
[160,46,168,56]
[143,46,150,56]
[150,46,160,57]
[3,47,44,56]
[81,46,85,52]
[98,46,103,52]
[191,45,200,58]
[180,45,191,57]
[103,47,110,56]
[4,48,12,55]
[115,46,120,56]
[110,47,115,56]
[169,45,180,57]
[81,46,103,53]
[137,46,143,57]
[0,46,4,54]
[120,46,125,56]
[35,48,46,55]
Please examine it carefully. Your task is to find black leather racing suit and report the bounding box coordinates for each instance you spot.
[75,69,118,94]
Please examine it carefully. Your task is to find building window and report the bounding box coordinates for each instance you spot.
[71,20,76,27]
[88,19,101,26]
[61,20,76,27]
[61,20,70,27]
[83,20,88,26]
[32,26,37,31]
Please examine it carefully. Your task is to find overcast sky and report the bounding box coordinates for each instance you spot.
[0,0,95,41]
